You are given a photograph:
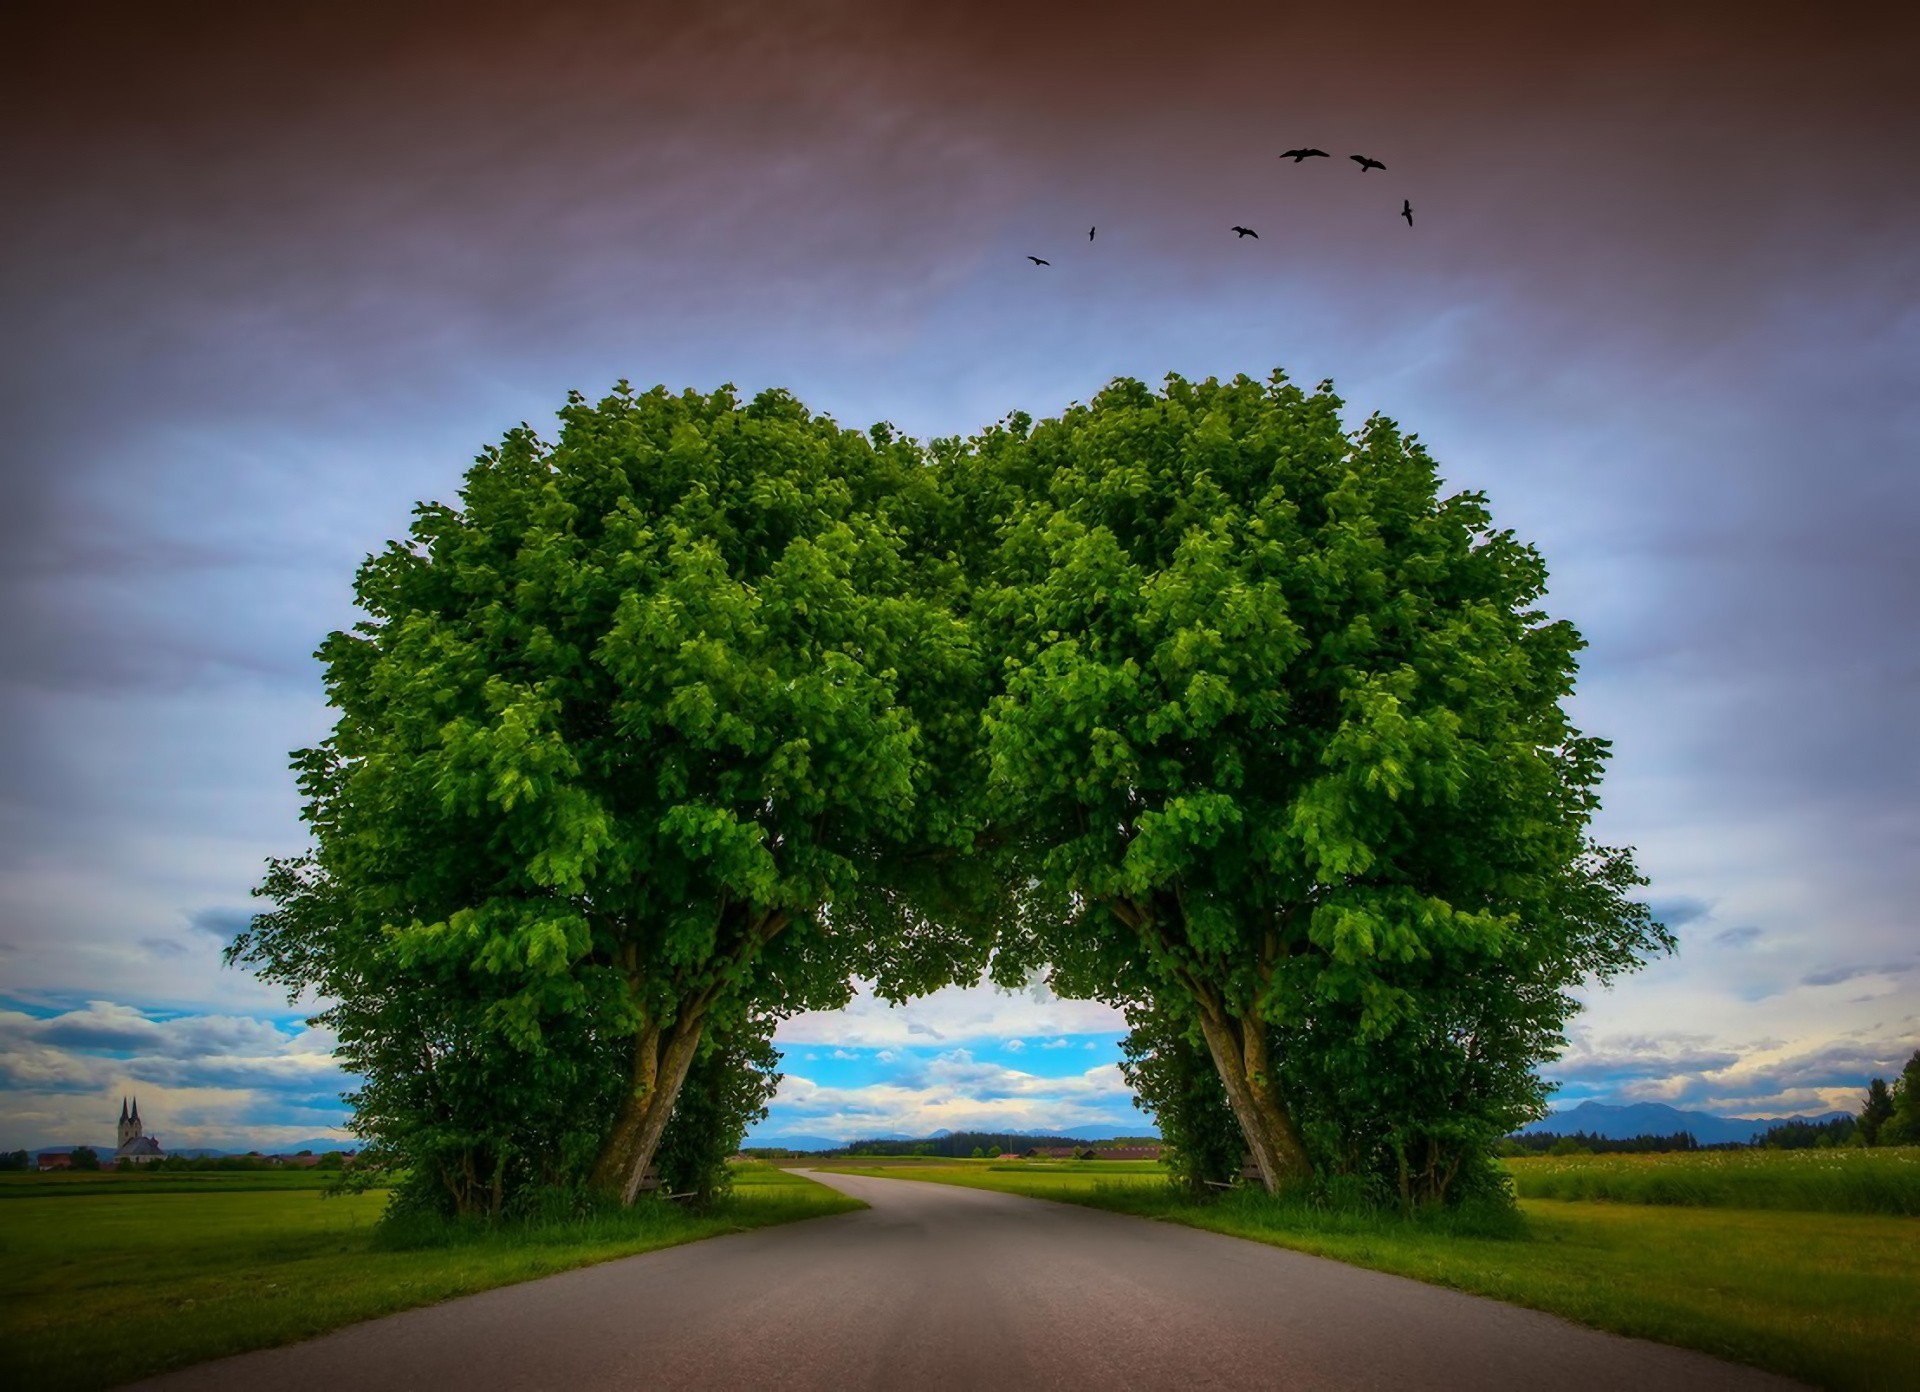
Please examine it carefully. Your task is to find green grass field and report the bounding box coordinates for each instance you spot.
[1505,1146,1920,1214]
[0,1165,862,1391]
[819,1153,1920,1392]
[0,1170,352,1197]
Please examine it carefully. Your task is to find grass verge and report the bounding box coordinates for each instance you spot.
[0,1164,862,1391]
[820,1162,1919,1391]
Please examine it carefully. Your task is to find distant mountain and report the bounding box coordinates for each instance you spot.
[741,1134,849,1153]
[272,1138,359,1154]
[1519,1100,1852,1146]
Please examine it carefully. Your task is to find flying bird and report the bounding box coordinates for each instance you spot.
[1089,226,1096,241]
[1350,154,1385,172]
[1231,226,1259,238]
[1401,199,1413,226]
[1027,255,1050,265]
[1280,148,1329,162]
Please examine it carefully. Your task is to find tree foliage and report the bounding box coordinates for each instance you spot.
[235,382,992,1212]
[1858,1077,1896,1146]
[963,372,1670,1197]
[234,369,1669,1216]
[1854,1057,1919,1149]
[1881,1050,1920,1147]
[654,1014,783,1206]
[1118,998,1242,1196]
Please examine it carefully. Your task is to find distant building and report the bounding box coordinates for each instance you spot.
[37,1151,73,1171]
[113,1096,165,1165]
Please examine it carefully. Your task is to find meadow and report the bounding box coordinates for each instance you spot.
[819,1148,1920,1392]
[1505,1145,1920,1214]
[0,1165,862,1391]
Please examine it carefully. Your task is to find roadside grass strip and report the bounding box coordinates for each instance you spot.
[0,1164,862,1392]
[824,1161,1919,1391]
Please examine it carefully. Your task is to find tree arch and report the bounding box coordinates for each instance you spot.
[233,373,1668,1212]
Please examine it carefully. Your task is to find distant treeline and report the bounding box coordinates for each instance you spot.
[744,1132,1158,1159]
[1511,1052,1920,1156]
[1507,1114,1888,1156]
[1502,1131,1716,1155]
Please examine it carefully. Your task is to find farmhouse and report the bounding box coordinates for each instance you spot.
[36,1150,73,1171]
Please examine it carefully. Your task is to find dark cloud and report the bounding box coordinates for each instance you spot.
[18,1002,300,1057]
[1648,898,1712,929]
[0,0,1915,1121]
[1559,1030,1918,1111]
[1548,1035,1744,1084]
[187,908,255,939]
[1801,961,1916,988]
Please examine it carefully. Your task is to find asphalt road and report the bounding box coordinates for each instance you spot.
[132,1168,1801,1391]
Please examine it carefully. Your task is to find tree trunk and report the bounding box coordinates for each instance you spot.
[1194,1001,1313,1195]
[589,1012,708,1205]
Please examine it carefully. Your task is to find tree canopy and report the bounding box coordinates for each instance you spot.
[236,382,994,1210]
[235,370,1668,1214]
[961,372,1669,1195]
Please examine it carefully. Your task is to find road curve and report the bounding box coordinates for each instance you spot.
[131,1169,1800,1391]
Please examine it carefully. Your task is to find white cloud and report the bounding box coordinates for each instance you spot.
[763,1052,1137,1140]
[1548,1022,1920,1116]
[775,974,1125,1047]
[0,1002,352,1150]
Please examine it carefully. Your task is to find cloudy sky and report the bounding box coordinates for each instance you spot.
[2,0,1914,1150]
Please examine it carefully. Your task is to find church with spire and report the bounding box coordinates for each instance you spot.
[114,1096,165,1164]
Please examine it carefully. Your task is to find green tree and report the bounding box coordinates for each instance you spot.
[969,373,1669,1194]
[1118,997,1243,1196]
[0,1149,28,1171]
[1858,1076,1897,1146]
[235,383,992,1210]
[1881,1050,1920,1146]
[70,1146,100,1171]
[653,1014,782,1206]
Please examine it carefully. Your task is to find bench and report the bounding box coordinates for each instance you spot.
[1202,1154,1266,1189]
[636,1166,698,1202]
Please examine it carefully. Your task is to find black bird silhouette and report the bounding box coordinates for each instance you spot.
[1089,226,1096,241]
[1280,148,1329,162]
[1027,255,1050,265]
[1401,199,1413,226]
[1350,155,1385,172]
[1231,226,1259,238]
